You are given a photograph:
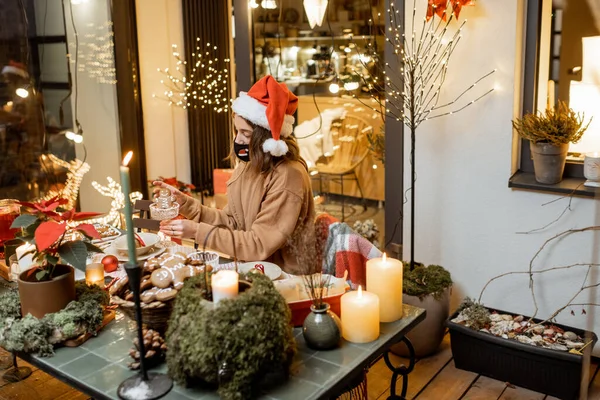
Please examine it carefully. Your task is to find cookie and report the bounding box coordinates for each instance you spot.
[155,288,177,302]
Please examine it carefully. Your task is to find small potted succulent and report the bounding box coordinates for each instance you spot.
[10,197,103,318]
[512,101,591,184]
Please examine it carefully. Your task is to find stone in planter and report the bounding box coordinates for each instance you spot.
[391,287,450,358]
[18,264,76,319]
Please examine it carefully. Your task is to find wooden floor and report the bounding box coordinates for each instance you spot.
[0,335,598,399]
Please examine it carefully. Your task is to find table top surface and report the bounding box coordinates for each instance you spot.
[21,304,425,400]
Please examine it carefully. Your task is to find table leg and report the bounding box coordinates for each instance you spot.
[383,336,415,400]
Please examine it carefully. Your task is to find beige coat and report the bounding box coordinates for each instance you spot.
[179,160,315,275]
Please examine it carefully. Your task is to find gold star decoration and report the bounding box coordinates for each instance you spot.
[426,0,475,21]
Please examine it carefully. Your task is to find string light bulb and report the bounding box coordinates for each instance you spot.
[329,82,340,94]
[154,40,230,113]
[15,88,29,98]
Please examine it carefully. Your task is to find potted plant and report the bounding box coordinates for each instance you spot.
[512,101,590,184]
[10,197,103,318]
[392,262,453,357]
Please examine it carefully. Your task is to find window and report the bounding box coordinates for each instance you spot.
[509,0,600,196]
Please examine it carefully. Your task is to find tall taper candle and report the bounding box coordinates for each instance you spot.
[120,151,136,264]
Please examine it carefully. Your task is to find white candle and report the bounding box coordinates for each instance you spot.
[15,243,35,273]
[85,263,105,287]
[341,285,380,343]
[366,253,404,322]
[584,152,600,187]
[211,270,239,304]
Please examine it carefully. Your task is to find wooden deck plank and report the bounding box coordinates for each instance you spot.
[414,360,478,400]
[368,335,453,400]
[461,375,506,400]
[498,385,545,400]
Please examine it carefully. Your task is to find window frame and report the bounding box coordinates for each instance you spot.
[509,0,590,196]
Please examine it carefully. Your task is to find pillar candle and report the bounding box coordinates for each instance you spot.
[341,286,380,343]
[366,253,404,322]
[85,263,105,288]
[211,270,239,304]
[15,243,35,273]
[119,151,137,264]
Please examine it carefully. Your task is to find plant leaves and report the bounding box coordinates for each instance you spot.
[58,241,88,271]
[84,242,104,253]
[76,224,101,240]
[36,269,50,281]
[72,212,102,221]
[45,254,60,266]
[35,221,67,251]
[10,214,37,229]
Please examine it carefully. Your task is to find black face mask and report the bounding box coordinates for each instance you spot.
[234,142,250,162]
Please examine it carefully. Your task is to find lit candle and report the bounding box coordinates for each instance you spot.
[15,243,35,273]
[85,263,105,287]
[119,151,137,264]
[366,253,404,322]
[211,270,239,304]
[341,286,380,343]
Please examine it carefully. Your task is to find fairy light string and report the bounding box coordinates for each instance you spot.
[153,39,230,113]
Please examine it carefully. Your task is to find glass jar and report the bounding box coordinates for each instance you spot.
[0,199,21,246]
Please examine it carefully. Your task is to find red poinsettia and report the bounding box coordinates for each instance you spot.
[426,0,474,21]
[10,196,104,281]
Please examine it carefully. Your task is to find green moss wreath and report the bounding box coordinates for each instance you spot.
[166,272,296,400]
[0,282,109,356]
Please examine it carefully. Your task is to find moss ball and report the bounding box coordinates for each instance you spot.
[166,272,296,400]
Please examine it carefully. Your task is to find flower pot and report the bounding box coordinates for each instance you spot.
[302,303,341,350]
[18,264,76,319]
[391,287,450,358]
[530,142,569,184]
[447,307,598,400]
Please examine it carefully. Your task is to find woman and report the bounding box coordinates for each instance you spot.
[156,75,316,275]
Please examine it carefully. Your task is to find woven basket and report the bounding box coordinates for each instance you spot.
[111,295,174,334]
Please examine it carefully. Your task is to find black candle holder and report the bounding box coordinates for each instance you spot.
[117,262,172,400]
[1,354,31,383]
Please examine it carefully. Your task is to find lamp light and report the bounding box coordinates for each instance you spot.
[15,88,29,98]
[261,0,277,9]
[303,0,328,29]
[249,0,259,8]
[568,36,600,155]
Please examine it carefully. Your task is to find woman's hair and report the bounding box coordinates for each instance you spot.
[230,117,308,174]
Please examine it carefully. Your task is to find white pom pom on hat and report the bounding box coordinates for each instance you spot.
[262,138,289,157]
[231,75,298,156]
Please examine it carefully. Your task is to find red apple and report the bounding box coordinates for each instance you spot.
[102,255,119,273]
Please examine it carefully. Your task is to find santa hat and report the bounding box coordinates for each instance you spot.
[1,61,29,79]
[231,75,298,157]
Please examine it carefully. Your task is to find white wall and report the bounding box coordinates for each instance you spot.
[63,0,122,213]
[402,0,600,355]
[135,0,190,184]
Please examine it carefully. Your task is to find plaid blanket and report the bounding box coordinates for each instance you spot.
[316,214,382,289]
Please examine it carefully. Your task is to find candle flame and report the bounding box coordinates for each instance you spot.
[383,253,387,263]
[358,285,363,297]
[122,151,133,166]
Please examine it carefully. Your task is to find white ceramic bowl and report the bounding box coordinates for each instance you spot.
[114,232,161,256]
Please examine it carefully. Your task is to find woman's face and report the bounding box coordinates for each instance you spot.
[234,115,253,145]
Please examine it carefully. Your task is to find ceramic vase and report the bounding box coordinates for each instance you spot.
[302,303,341,350]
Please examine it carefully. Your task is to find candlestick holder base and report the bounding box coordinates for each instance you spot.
[584,180,600,188]
[117,372,173,400]
[117,262,173,400]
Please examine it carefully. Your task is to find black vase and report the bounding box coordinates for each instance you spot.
[302,303,341,350]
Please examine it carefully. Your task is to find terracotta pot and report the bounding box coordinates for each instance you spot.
[18,264,76,319]
[391,287,451,358]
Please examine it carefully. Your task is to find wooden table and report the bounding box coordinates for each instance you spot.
[19,304,425,400]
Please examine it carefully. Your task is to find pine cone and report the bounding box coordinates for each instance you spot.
[128,327,167,370]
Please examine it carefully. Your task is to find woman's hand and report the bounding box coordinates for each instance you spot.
[159,219,198,239]
[152,180,186,205]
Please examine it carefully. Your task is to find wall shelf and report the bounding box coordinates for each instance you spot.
[255,35,377,42]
